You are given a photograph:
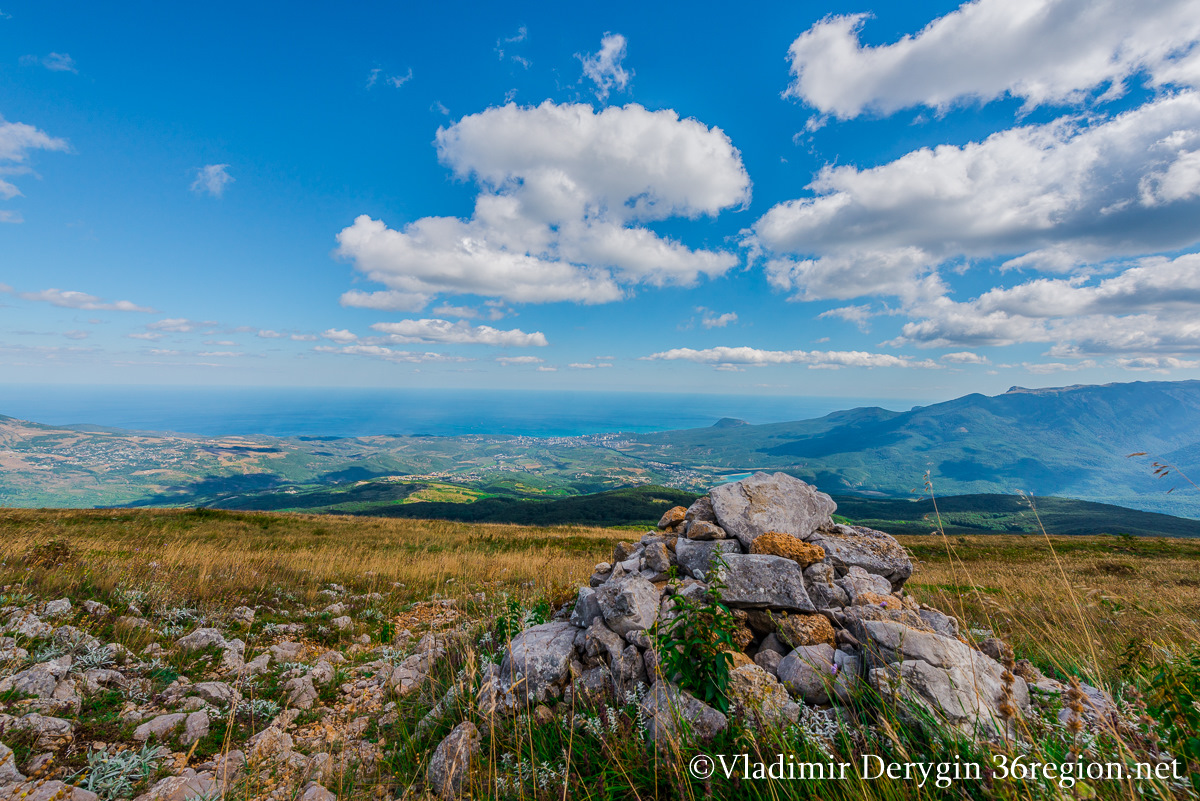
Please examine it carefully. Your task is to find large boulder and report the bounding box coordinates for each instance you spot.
[499,622,580,703]
[594,575,659,637]
[717,554,815,611]
[807,524,912,589]
[0,656,72,698]
[858,620,1029,739]
[710,472,836,549]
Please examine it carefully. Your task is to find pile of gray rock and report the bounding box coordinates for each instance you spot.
[486,471,1113,751]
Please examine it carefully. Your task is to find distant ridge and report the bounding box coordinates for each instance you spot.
[712,417,748,428]
[628,379,1200,518]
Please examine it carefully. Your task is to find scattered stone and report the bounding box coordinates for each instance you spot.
[42,599,72,618]
[683,495,716,525]
[175,628,227,652]
[81,600,111,617]
[298,784,336,801]
[330,615,353,631]
[182,711,209,745]
[8,780,98,801]
[0,742,26,785]
[134,713,188,742]
[427,721,481,800]
[283,675,319,710]
[230,606,255,624]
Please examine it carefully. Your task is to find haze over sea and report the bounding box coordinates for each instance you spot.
[0,385,933,439]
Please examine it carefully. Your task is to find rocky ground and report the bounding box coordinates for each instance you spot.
[0,473,1186,801]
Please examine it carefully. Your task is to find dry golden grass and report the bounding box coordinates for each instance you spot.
[3,508,1198,685]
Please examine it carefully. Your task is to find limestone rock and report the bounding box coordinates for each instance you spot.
[570,587,603,629]
[134,713,188,742]
[0,742,26,785]
[686,520,727,541]
[427,721,481,800]
[710,472,836,549]
[777,644,837,705]
[10,781,98,801]
[808,524,912,590]
[684,495,716,525]
[81,600,111,617]
[643,542,672,574]
[657,506,687,530]
[43,599,72,618]
[182,711,209,745]
[859,620,1029,739]
[0,656,72,698]
[674,538,742,579]
[231,606,255,625]
[804,562,850,609]
[283,675,319,710]
[839,566,894,603]
[638,681,727,749]
[728,664,800,728]
[298,784,335,801]
[499,622,580,703]
[133,771,216,801]
[595,575,659,637]
[717,554,815,611]
[753,649,783,677]
[175,628,226,652]
[778,614,837,650]
[750,531,825,567]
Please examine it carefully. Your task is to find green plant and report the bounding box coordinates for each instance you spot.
[654,554,738,713]
[1145,647,1200,790]
[70,743,166,800]
[495,594,550,642]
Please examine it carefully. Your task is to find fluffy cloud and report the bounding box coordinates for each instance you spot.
[644,346,938,369]
[496,355,543,365]
[191,164,233,198]
[17,288,155,312]
[0,117,69,201]
[895,253,1200,354]
[784,0,1200,119]
[578,33,633,101]
[336,101,749,308]
[370,318,548,346]
[752,93,1200,300]
[314,344,470,364]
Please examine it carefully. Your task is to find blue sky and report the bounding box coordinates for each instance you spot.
[3,0,1200,400]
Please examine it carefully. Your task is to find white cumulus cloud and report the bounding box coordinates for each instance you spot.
[370,318,548,347]
[752,93,1200,300]
[0,116,69,203]
[336,101,749,308]
[784,0,1200,119]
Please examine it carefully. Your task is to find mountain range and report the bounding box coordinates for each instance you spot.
[1,379,1198,519]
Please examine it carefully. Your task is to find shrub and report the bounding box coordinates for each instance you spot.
[654,557,738,713]
[24,537,75,569]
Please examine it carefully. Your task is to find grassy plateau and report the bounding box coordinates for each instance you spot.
[1,505,1198,800]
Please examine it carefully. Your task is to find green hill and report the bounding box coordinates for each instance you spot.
[624,380,1200,517]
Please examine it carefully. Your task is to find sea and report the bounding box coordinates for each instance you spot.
[0,385,932,438]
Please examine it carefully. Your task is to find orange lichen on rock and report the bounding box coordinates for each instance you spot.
[749,531,826,567]
[777,613,837,649]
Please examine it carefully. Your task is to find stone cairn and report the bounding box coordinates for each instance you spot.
[482,471,1115,753]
